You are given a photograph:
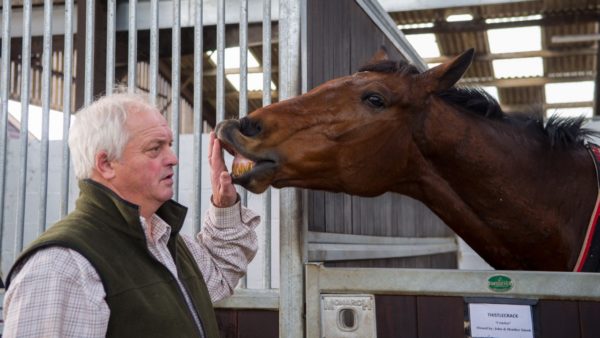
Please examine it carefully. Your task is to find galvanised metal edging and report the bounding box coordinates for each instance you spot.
[354,0,428,71]
[305,263,600,338]
[214,289,279,310]
[307,263,600,301]
[308,241,458,262]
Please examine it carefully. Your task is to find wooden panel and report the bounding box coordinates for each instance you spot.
[417,296,464,338]
[580,301,600,338]
[216,309,238,338]
[375,295,418,338]
[238,310,278,338]
[215,309,278,338]
[536,300,581,338]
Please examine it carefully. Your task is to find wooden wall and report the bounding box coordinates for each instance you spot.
[375,295,600,338]
[305,0,457,269]
[216,309,278,338]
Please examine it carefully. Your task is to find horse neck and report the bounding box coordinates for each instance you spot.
[405,98,597,270]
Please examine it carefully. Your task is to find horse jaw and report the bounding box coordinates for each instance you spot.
[215,119,279,193]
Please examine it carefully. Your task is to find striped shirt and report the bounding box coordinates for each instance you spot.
[2,200,259,338]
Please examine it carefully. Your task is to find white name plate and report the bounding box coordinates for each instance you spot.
[469,303,534,338]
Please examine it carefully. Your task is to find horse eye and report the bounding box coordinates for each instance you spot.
[363,93,385,109]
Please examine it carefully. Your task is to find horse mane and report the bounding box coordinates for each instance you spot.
[359,60,599,148]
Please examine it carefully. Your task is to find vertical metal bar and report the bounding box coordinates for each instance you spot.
[39,0,54,233]
[128,0,137,93]
[61,0,74,217]
[279,0,304,337]
[0,0,12,260]
[193,0,204,233]
[16,0,33,253]
[262,0,273,289]
[149,0,159,104]
[237,0,249,289]
[216,0,225,124]
[239,0,248,120]
[106,0,116,94]
[171,0,181,200]
[84,0,95,106]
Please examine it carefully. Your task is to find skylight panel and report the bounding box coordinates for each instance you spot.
[481,86,499,101]
[487,26,541,53]
[446,14,473,22]
[227,73,276,92]
[404,33,440,58]
[546,107,593,119]
[492,57,543,78]
[397,22,434,30]
[545,81,595,104]
[208,47,260,69]
[485,15,542,24]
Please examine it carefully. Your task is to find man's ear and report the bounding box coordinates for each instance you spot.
[94,151,116,180]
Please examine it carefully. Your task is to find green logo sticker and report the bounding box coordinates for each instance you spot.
[487,275,513,292]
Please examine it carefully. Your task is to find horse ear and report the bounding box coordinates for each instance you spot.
[368,46,389,64]
[421,48,474,93]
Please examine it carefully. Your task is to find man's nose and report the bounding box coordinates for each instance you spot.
[166,147,178,166]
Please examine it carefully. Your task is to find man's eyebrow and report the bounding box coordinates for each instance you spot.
[143,138,171,147]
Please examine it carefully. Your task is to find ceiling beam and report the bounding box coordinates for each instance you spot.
[502,101,594,114]
[378,0,536,12]
[398,13,600,35]
[461,74,595,88]
[425,48,598,63]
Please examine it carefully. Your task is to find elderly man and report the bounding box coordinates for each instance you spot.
[3,92,259,338]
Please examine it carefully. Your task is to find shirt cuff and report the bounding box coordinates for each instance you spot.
[208,195,242,228]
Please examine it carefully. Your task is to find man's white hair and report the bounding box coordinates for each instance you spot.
[68,92,157,179]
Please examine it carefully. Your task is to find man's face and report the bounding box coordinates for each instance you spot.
[110,107,177,213]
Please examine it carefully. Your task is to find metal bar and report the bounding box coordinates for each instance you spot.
[83,0,95,106]
[171,0,181,200]
[308,231,456,245]
[16,0,33,253]
[38,0,54,233]
[127,0,137,93]
[61,0,75,217]
[106,0,116,94]
[149,0,159,103]
[216,0,225,124]
[214,288,279,310]
[236,0,249,290]
[307,263,600,301]
[305,264,322,338]
[0,0,12,260]
[192,0,203,233]
[262,0,272,290]
[279,1,304,336]
[378,0,536,12]
[239,0,248,121]
[308,242,458,261]
[355,0,427,71]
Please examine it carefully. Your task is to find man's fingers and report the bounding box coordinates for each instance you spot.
[220,171,232,185]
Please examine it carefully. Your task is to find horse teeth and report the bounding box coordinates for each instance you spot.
[232,161,255,178]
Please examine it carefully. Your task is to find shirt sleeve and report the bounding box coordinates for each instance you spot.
[2,247,109,338]
[181,198,260,303]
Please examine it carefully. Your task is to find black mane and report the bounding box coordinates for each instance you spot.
[359,60,598,148]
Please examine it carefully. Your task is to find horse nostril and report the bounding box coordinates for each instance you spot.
[239,117,262,137]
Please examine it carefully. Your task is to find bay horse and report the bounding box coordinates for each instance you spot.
[216,48,600,272]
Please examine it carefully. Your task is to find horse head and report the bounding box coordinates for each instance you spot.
[216,48,475,196]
